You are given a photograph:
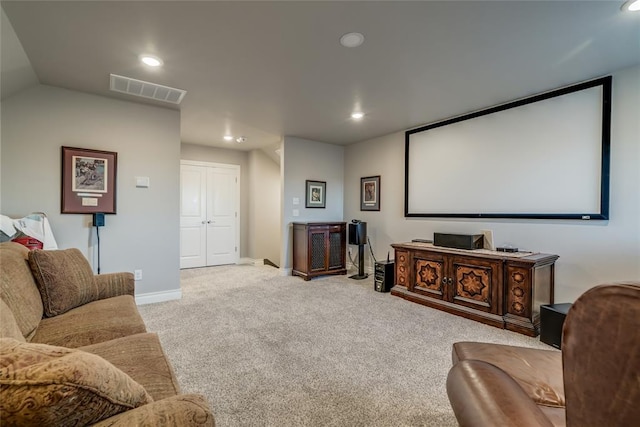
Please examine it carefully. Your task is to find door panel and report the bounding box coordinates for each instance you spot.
[180,166,206,268]
[310,231,326,271]
[206,167,238,266]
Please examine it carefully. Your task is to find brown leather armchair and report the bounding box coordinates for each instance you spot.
[446,282,640,427]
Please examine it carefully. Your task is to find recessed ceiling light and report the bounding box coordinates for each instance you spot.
[340,32,365,48]
[622,0,640,11]
[351,112,364,120]
[223,135,234,141]
[236,136,247,143]
[140,54,163,67]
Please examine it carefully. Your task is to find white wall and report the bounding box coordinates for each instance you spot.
[280,137,344,273]
[248,149,280,266]
[344,65,640,302]
[1,85,181,299]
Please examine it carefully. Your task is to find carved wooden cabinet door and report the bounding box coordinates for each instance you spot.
[450,256,502,314]
[412,252,447,301]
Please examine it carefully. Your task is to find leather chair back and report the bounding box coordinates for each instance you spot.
[562,283,640,427]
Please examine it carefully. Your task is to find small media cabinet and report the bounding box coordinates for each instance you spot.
[391,242,558,336]
[292,222,347,280]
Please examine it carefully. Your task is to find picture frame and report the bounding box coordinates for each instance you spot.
[361,175,380,211]
[305,180,326,208]
[61,146,117,214]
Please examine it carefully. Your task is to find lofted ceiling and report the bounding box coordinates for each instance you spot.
[1,1,639,152]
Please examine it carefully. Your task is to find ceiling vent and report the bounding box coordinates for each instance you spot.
[109,74,186,104]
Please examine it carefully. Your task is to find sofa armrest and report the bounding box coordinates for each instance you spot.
[91,394,214,427]
[447,359,554,427]
[94,272,135,299]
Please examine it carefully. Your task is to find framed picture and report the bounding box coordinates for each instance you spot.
[305,180,326,208]
[62,146,117,214]
[361,175,380,211]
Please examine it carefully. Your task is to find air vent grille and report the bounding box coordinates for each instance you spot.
[109,74,186,104]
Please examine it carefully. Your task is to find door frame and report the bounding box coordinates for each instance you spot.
[180,160,241,266]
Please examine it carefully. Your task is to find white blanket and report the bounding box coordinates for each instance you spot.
[0,213,58,250]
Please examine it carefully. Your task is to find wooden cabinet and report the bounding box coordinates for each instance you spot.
[391,242,558,336]
[292,222,346,280]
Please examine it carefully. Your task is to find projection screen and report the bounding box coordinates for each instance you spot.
[404,76,611,220]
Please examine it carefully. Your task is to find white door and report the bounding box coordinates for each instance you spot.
[180,161,240,268]
[180,165,207,268]
[206,167,238,265]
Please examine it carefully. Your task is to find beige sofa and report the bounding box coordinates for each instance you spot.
[0,241,214,426]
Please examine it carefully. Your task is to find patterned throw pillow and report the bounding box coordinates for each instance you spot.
[28,248,99,317]
[0,338,152,426]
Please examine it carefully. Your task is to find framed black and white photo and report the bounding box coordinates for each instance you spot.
[305,180,326,208]
[62,146,117,214]
[361,175,380,211]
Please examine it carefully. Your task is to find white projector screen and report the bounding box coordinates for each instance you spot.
[405,77,611,220]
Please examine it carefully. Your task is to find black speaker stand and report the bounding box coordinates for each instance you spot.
[349,243,368,280]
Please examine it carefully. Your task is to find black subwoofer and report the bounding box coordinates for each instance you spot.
[540,303,572,349]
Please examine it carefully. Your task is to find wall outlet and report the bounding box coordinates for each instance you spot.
[134,270,143,281]
[348,247,352,256]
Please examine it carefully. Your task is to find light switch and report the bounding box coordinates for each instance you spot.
[293,197,300,205]
[135,176,150,188]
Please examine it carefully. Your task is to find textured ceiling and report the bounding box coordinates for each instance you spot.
[2,1,639,151]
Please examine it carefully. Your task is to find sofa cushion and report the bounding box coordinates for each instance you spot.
[28,248,98,317]
[81,333,181,401]
[30,295,147,348]
[452,341,564,408]
[0,338,153,426]
[0,299,25,342]
[0,242,44,339]
[91,394,215,427]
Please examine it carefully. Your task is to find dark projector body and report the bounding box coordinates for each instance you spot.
[434,233,483,250]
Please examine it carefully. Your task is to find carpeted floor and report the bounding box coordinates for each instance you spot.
[138,264,552,426]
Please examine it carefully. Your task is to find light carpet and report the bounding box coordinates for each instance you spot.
[138,264,552,426]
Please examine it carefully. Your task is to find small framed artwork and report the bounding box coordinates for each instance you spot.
[305,180,326,208]
[62,146,117,214]
[361,175,380,211]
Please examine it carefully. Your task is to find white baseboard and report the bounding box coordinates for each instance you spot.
[280,267,292,276]
[239,257,261,265]
[135,289,182,305]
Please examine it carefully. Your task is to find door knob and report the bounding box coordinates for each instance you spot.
[201,221,206,224]
[207,220,212,224]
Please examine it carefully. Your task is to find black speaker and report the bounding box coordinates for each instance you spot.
[540,303,572,349]
[433,233,483,250]
[348,222,367,245]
